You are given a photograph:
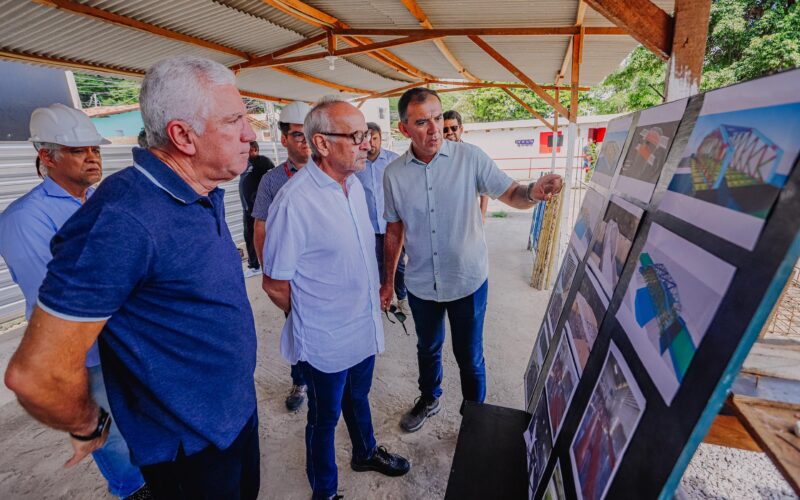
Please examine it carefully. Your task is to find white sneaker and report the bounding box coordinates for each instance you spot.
[396,298,410,316]
[244,267,261,278]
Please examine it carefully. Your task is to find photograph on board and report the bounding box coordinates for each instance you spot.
[616,224,736,404]
[570,343,646,500]
[525,395,553,494]
[565,268,609,372]
[569,188,606,259]
[659,69,800,250]
[546,332,580,439]
[615,98,688,204]
[546,247,580,333]
[525,321,551,407]
[590,115,633,189]
[542,461,567,500]
[587,196,645,298]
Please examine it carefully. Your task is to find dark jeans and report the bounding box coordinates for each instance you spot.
[407,280,489,403]
[299,356,377,498]
[374,234,407,300]
[242,211,258,269]
[140,410,260,500]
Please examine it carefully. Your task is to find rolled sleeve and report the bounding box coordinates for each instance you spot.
[383,171,401,223]
[263,199,304,281]
[475,148,515,199]
[38,207,154,320]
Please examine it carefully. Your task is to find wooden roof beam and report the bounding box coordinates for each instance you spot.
[556,0,587,84]
[332,27,627,37]
[399,0,480,82]
[270,66,371,95]
[425,80,590,91]
[261,0,430,80]
[269,32,327,59]
[501,88,555,130]
[583,0,673,60]
[30,0,251,60]
[354,82,427,102]
[570,31,584,122]
[469,36,570,119]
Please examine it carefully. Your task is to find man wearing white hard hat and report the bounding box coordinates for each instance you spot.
[0,104,150,499]
[252,100,314,412]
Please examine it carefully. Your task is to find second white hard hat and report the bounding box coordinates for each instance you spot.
[29,103,110,147]
[279,101,311,125]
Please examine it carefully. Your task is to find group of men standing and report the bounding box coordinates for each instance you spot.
[1,55,562,500]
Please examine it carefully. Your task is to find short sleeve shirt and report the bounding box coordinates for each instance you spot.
[354,148,399,234]
[263,162,384,373]
[383,140,514,302]
[37,148,257,466]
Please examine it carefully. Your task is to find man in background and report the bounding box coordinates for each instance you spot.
[240,140,275,277]
[444,110,489,221]
[252,101,312,412]
[0,104,149,499]
[355,122,408,315]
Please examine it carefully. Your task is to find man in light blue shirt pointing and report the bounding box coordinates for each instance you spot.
[381,88,564,433]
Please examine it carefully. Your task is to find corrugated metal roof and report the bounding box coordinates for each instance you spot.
[0,0,677,99]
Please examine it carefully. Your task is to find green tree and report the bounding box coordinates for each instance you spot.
[73,73,140,107]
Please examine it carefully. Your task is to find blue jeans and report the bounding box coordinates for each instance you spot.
[375,234,407,300]
[88,365,145,498]
[407,280,489,403]
[291,362,306,386]
[140,410,260,499]
[300,356,377,498]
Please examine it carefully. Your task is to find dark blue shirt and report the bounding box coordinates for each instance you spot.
[38,148,257,466]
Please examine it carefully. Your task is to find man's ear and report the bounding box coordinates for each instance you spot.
[312,134,329,158]
[398,121,411,139]
[165,120,197,156]
[38,148,56,171]
[280,133,288,148]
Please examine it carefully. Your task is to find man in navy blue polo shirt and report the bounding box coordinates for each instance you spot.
[5,56,260,499]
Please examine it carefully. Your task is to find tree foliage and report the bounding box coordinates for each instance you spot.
[73,73,140,107]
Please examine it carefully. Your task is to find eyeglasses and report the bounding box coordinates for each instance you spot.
[319,130,371,145]
[443,126,460,133]
[287,131,307,143]
[384,304,409,335]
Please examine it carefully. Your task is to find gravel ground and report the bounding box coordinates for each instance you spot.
[0,209,795,499]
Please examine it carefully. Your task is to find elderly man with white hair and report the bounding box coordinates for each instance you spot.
[5,56,260,499]
[263,96,410,500]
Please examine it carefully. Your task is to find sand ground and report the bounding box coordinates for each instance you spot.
[0,208,793,499]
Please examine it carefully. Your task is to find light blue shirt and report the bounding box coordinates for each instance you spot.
[355,147,399,234]
[0,176,100,366]
[383,140,515,302]
[263,162,384,373]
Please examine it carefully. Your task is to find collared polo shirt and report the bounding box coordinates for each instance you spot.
[251,159,315,221]
[263,162,384,374]
[354,147,399,234]
[37,148,257,466]
[0,177,100,367]
[383,140,515,302]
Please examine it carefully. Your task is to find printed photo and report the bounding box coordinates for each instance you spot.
[525,395,553,494]
[524,321,551,408]
[616,99,688,203]
[570,188,606,258]
[546,246,580,333]
[587,196,644,298]
[570,343,646,500]
[543,461,567,500]
[546,332,580,439]
[659,70,800,250]
[565,268,609,372]
[616,224,736,404]
[591,115,633,189]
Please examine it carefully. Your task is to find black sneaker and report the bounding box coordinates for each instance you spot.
[123,484,153,500]
[351,445,411,477]
[285,385,307,412]
[399,396,440,432]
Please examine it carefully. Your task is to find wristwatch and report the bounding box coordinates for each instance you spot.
[70,406,111,442]
[526,182,538,203]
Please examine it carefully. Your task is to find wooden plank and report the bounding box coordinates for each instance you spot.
[270,66,371,95]
[583,0,673,59]
[570,32,583,122]
[333,27,627,37]
[469,36,570,119]
[703,414,763,452]
[501,88,554,130]
[556,0,586,84]
[664,0,712,101]
[732,395,800,495]
[269,33,327,59]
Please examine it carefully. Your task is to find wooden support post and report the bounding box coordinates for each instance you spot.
[570,31,583,122]
[664,0,712,101]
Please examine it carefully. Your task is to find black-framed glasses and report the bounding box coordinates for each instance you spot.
[443,126,460,133]
[385,304,409,335]
[319,130,371,145]
[288,131,307,143]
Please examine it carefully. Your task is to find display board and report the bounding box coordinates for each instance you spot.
[522,69,800,500]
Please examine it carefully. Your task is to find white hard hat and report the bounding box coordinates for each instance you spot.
[29,103,110,147]
[279,101,311,125]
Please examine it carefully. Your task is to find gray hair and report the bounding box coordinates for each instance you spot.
[33,141,61,176]
[140,56,236,148]
[304,95,348,159]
